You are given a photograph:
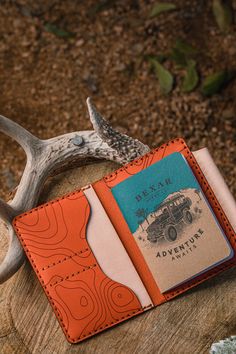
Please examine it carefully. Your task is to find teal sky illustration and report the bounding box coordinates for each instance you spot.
[111,152,200,233]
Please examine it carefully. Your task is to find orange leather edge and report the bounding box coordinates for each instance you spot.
[93,138,236,304]
[13,187,149,344]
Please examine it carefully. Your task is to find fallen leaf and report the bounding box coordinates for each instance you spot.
[170,48,188,67]
[181,60,199,93]
[201,70,235,96]
[145,53,168,64]
[149,58,174,94]
[44,23,76,39]
[175,39,198,56]
[88,0,117,17]
[149,2,177,18]
[170,39,198,68]
[212,0,233,32]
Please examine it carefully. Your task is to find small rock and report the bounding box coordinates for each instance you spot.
[113,26,123,35]
[76,39,85,47]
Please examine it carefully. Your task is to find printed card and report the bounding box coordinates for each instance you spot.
[111,152,234,293]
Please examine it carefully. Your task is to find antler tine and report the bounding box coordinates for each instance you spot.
[0,116,43,283]
[0,199,16,223]
[0,99,151,283]
[0,226,25,283]
[86,97,150,162]
[0,196,25,285]
[0,114,40,157]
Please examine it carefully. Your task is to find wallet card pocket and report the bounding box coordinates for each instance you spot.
[13,187,152,343]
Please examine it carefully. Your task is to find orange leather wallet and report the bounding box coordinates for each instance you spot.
[13,138,236,343]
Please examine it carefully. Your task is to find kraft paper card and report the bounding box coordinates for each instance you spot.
[111,152,233,292]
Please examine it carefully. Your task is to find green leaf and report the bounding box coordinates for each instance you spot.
[175,38,198,56]
[149,2,177,18]
[170,39,198,68]
[212,0,233,32]
[144,53,168,64]
[149,58,174,94]
[170,48,188,68]
[181,60,199,93]
[201,70,235,96]
[88,0,117,17]
[44,23,76,39]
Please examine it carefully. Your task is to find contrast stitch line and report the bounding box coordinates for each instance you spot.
[164,149,236,300]
[13,220,151,343]
[104,138,184,181]
[49,264,97,286]
[68,303,154,343]
[13,187,92,222]
[165,260,236,300]
[187,152,235,243]
[41,248,89,270]
[81,185,92,191]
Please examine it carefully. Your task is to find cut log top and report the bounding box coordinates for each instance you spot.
[0,162,235,354]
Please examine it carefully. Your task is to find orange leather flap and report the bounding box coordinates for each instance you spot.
[13,187,145,343]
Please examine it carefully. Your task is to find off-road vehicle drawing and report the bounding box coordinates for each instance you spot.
[146,193,193,243]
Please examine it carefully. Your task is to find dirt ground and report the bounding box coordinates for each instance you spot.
[0,0,235,199]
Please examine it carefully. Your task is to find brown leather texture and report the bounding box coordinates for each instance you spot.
[13,138,236,343]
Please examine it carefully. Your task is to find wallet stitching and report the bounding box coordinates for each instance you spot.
[13,199,152,342]
[103,138,185,181]
[41,247,89,271]
[14,185,93,220]
[187,149,235,242]
[14,223,152,342]
[164,145,236,299]
[49,264,97,286]
[165,260,236,299]
[67,303,153,342]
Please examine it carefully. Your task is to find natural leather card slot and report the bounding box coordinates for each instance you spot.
[93,179,166,306]
[13,186,152,343]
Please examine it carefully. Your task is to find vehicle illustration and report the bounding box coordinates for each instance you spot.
[146,193,193,243]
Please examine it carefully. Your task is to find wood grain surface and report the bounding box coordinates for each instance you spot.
[0,162,235,354]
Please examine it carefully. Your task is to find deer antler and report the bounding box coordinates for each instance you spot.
[0,98,150,283]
